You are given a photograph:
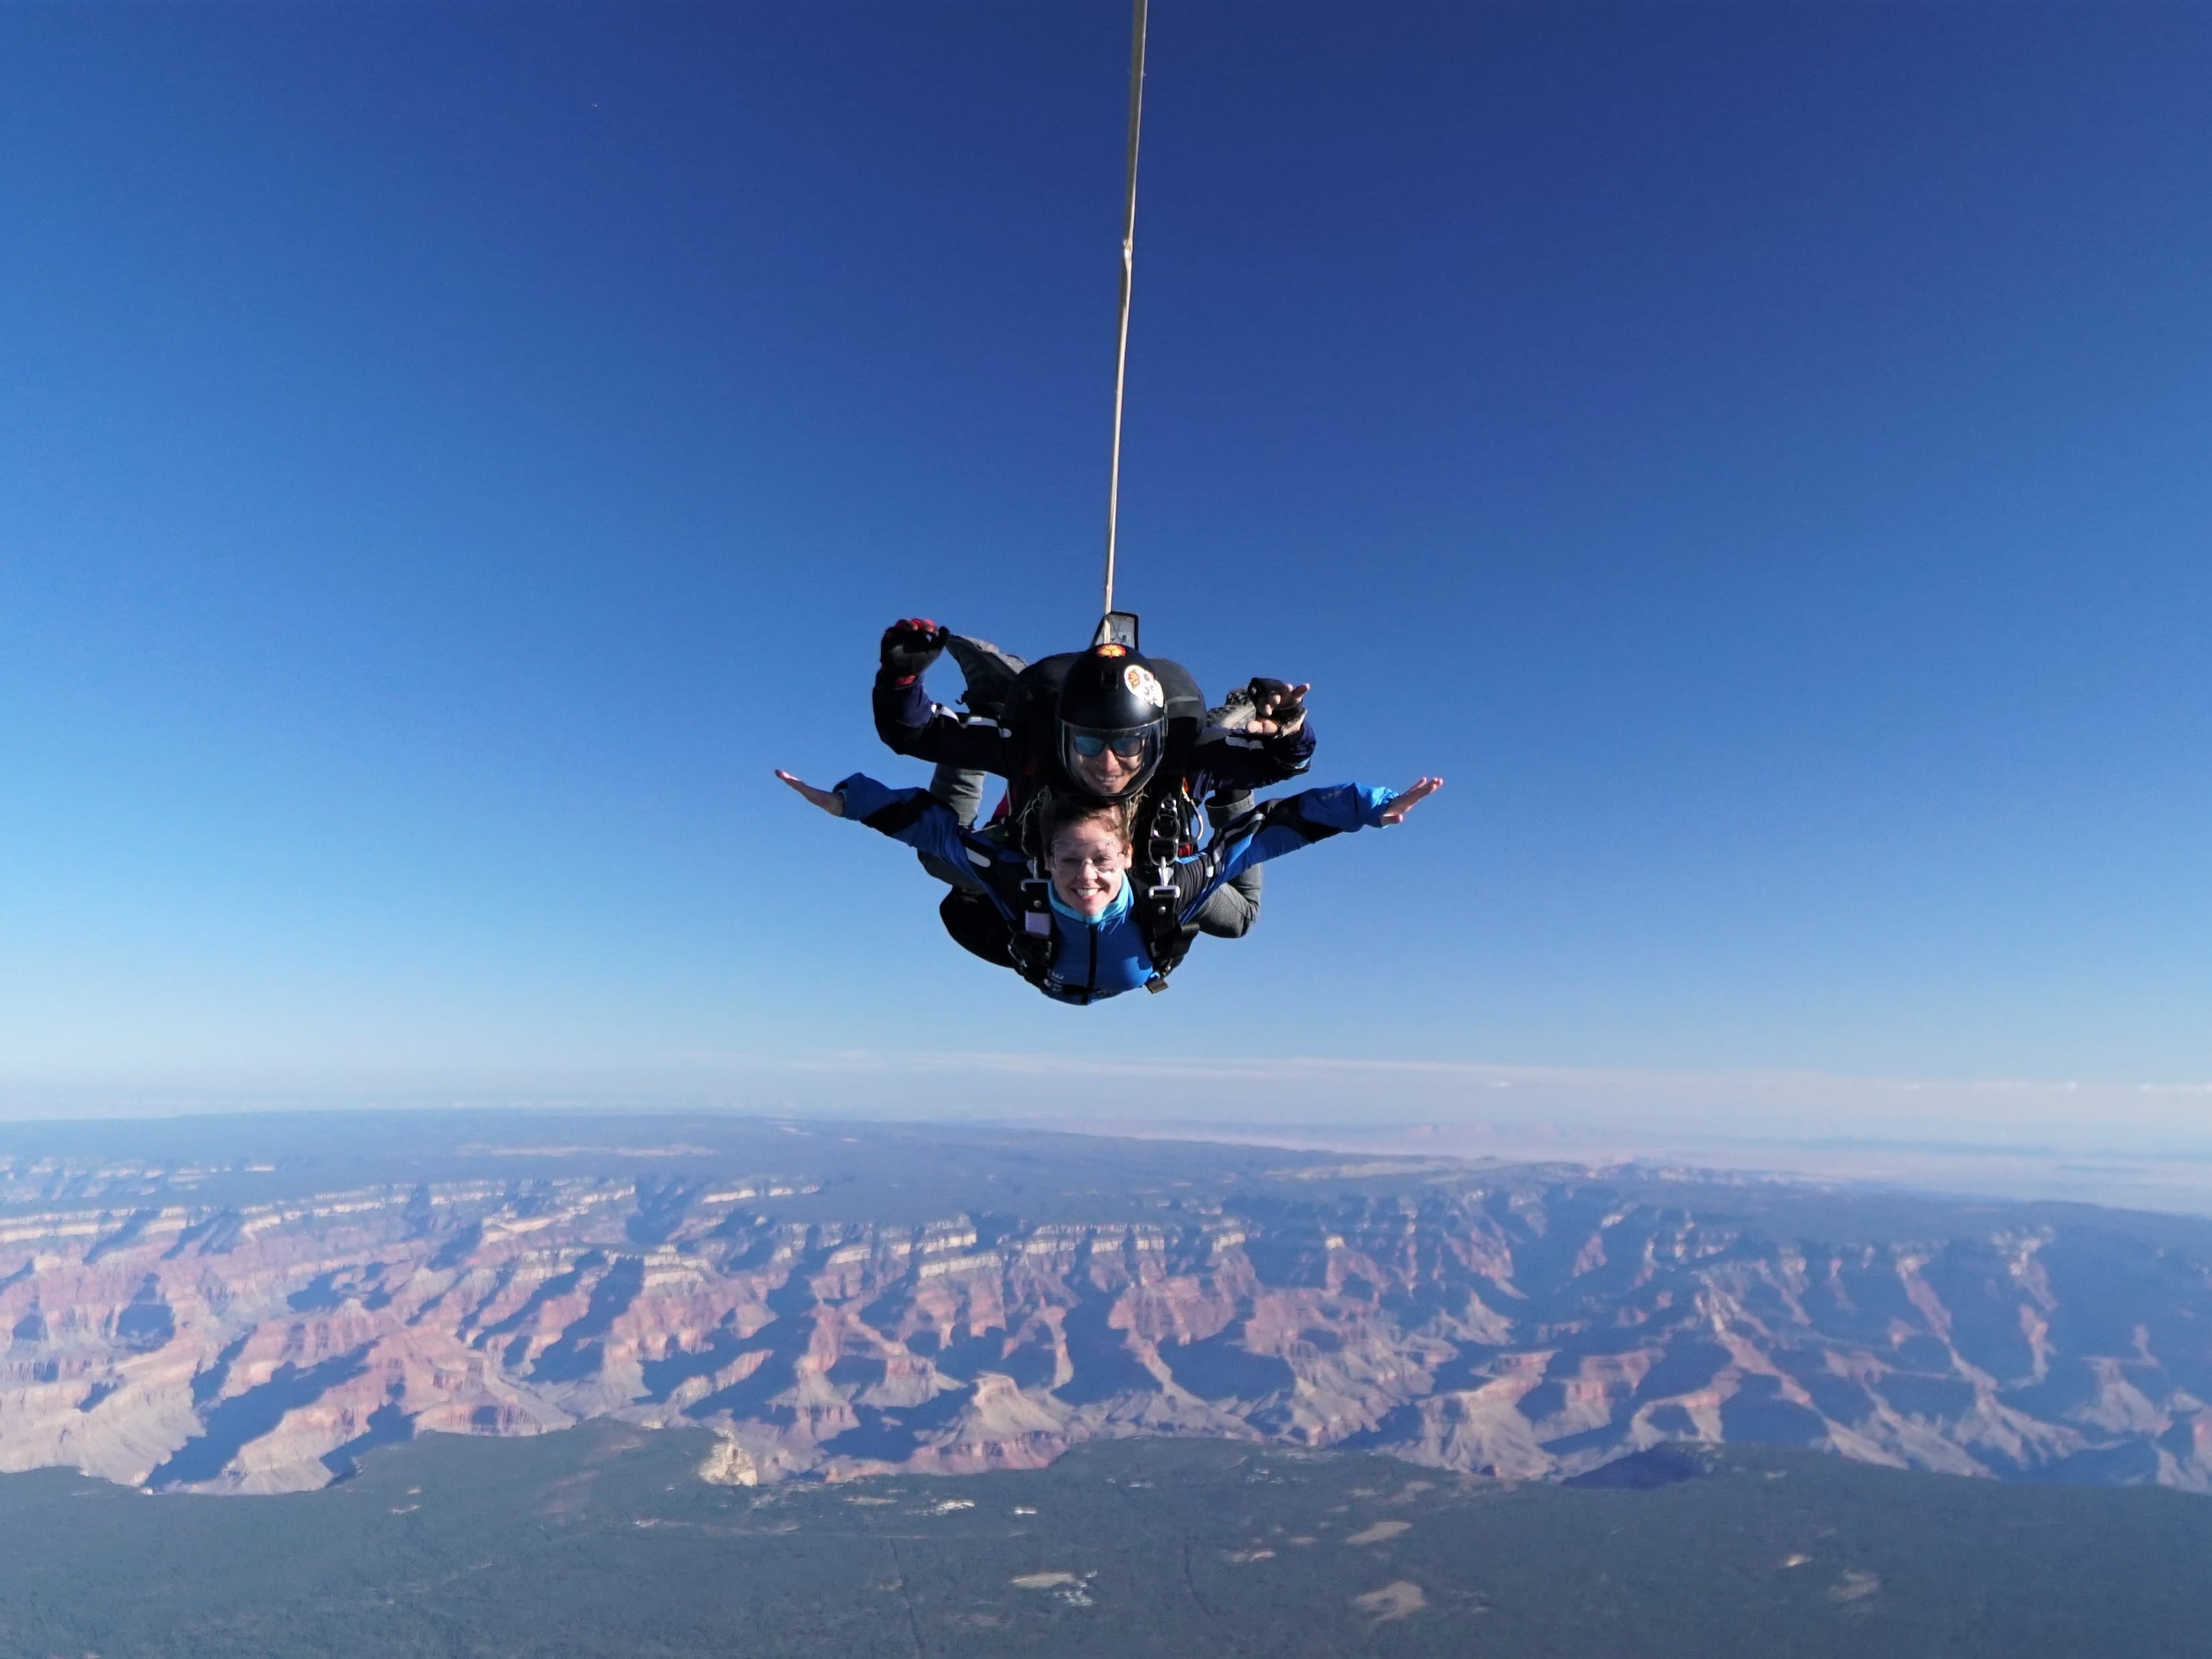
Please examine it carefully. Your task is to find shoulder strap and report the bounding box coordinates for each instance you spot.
[1131,786,1201,993]
[1002,797,1062,992]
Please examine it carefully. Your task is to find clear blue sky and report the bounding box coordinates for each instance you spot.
[3,3,2207,1112]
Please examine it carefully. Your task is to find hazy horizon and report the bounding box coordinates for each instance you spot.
[9,1064,2212,1218]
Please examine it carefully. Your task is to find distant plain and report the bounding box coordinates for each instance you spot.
[5,1425,2211,1657]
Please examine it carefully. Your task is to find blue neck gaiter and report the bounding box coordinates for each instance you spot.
[1046,876,1132,928]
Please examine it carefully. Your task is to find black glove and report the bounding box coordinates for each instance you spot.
[1245,677,1306,729]
[880,617,947,680]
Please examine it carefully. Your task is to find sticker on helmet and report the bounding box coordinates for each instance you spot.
[1123,665,1165,709]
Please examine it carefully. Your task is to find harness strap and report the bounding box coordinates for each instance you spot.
[1010,787,1058,990]
[1004,858,1059,991]
[1133,785,1199,992]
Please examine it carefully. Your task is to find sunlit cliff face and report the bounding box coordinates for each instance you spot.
[1046,821,1131,918]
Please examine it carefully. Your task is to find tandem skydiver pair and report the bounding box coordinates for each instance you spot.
[776,618,1441,1005]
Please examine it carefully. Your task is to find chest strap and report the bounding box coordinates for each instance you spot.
[1004,858,1060,992]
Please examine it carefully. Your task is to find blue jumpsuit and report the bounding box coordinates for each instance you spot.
[834,774,1402,1005]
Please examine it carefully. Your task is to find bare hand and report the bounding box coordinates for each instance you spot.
[1378,776,1442,825]
[1247,681,1312,738]
[775,770,846,818]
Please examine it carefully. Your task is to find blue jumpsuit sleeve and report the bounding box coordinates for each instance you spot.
[834,773,998,875]
[1173,783,1397,923]
[871,669,1026,777]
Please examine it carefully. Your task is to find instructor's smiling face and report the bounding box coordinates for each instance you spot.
[1046,819,1132,919]
[1069,744,1144,797]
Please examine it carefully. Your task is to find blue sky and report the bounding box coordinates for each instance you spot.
[2,3,2207,1121]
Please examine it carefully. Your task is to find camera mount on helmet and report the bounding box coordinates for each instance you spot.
[1092,609,1141,652]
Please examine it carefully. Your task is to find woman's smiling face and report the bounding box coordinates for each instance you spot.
[1046,817,1132,918]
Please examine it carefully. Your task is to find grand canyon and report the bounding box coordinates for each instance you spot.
[4,1113,2208,1498]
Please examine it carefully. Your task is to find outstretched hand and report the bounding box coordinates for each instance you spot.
[775,770,846,818]
[1246,680,1312,737]
[1378,776,1443,825]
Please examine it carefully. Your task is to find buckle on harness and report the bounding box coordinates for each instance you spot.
[1018,873,1053,936]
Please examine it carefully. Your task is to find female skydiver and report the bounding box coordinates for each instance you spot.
[773,766,1442,1004]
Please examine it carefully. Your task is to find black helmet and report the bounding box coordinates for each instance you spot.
[1056,643,1169,799]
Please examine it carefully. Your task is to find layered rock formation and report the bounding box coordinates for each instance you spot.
[5,1142,2211,1494]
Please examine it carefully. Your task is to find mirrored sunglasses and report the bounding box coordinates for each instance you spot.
[1072,732,1150,759]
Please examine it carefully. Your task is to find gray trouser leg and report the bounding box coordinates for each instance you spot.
[1196,865,1261,939]
[918,760,989,893]
[1196,789,1261,938]
[930,761,986,828]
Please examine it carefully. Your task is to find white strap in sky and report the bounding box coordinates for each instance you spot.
[1101,0,1149,621]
